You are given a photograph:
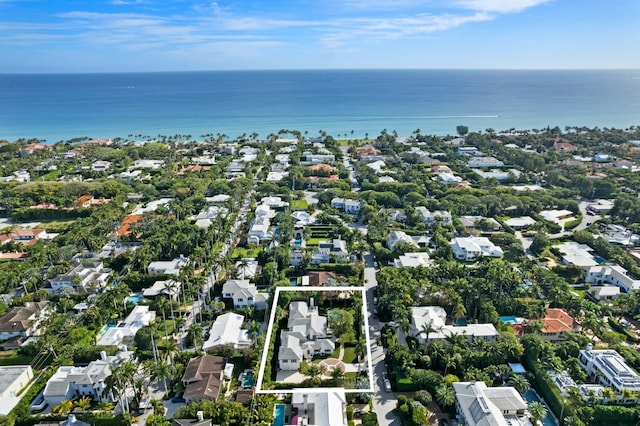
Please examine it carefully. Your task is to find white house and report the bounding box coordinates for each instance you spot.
[585,264,640,293]
[203,313,251,351]
[330,197,362,215]
[291,389,348,426]
[0,366,33,416]
[579,347,640,392]
[130,160,165,170]
[393,252,431,268]
[437,172,463,184]
[555,242,598,268]
[410,306,447,343]
[415,207,452,226]
[222,279,268,309]
[142,280,181,300]
[91,160,111,171]
[453,381,528,426]
[97,306,156,347]
[467,156,504,168]
[589,286,621,302]
[311,239,349,264]
[386,231,418,251]
[47,261,112,293]
[278,300,335,371]
[148,255,190,275]
[504,216,537,230]
[42,349,133,407]
[450,237,503,261]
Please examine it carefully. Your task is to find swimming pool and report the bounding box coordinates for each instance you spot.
[272,404,286,426]
[524,389,557,426]
[126,294,143,304]
[500,316,518,324]
[242,371,255,388]
[290,278,298,286]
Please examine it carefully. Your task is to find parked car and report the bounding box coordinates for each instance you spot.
[381,372,392,392]
[171,396,186,403]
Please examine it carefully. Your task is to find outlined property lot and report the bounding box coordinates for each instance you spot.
[255,286,374,395]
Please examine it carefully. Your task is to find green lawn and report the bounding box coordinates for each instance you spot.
[342,347,358,363]
[290,199,308,210]
[231,246,263,259]
[38,219,77,232]
[306,238,323,246]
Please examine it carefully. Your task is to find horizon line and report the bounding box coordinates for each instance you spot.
[2,67,640,76]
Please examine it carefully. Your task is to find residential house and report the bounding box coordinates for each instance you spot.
[0,365,33,415]
[585,264,640,293]
[539,308,579,342]
[555,242,598,268]
[458,216,502,233]
[0,302,49,342]
[289,250,306,267]
[304,153,335,165]
[0,228,49,246]
[385,231,428,251]
[142,279,181,300]
[96,306,155,347]
[437,172,463,184]
[450,237,503,261]
[504,216,536,230]
[467,156,504,168]
[278,300,335,371]
[308,271,338,287]
[589,286,620,302]
[579,346,640,392]
[42,349,133,407]
[91,161,111,171]
[247,202,276,244]
[458,147,480,156]
[539,209,575,225]
[415,207,453,226]
[221,279,268,309]
[202,313,251,351]
[393,252,431,268]
[410,306,447,343]
[47,261,112,293]
[148,255,190,275]
[291,389,348,426]
[173,413,214,426]
[181,355,225,402]
[330,198,362,215]
[311,239,349,264]
[130,159,165,170]
[453,381,528,426]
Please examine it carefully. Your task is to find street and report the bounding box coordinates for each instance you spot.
[364,252,400,426]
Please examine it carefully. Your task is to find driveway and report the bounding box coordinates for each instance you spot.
[364,252,400,426]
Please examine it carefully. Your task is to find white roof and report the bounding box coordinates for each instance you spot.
[394,252,431,268]
[203,313,248,350]
[504,216,536,227]
[292,389,347,426]
[556,242,597,267]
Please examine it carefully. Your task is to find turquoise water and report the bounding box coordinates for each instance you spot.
[290,278,298,287]
[126,295,143,304]
[593,255,607,264]
[1,70,640,142]
[524,389,557,426]
[272,404,286,426]
[500,316,518,324]
[242,371,255,388]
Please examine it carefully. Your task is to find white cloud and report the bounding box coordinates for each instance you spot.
[455,0,552,13]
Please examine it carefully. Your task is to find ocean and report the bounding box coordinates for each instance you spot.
[0,69,639,142]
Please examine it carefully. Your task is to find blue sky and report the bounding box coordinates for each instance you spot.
[0,0,638,72]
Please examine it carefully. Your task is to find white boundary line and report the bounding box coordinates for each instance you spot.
[255,286,374,394]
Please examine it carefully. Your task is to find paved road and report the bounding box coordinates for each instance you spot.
[363,252,400,426]
[576,200,601,231]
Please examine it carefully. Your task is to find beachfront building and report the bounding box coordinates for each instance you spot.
[579,346,640,393]
[453,381,528,426]
[278,300,335,371]
[450,237,503,261]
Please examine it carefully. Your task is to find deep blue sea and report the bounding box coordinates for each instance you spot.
[0,69,639,142]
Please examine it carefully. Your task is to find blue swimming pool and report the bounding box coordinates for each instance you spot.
[290,278,298,286]
[524,389,557,426]
[272,404,286,426]
[242,371,255,388]
[126,294,143,304]
[500,316,518,324]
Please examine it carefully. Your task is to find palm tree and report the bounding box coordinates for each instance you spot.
[53,399,74,415]
[237,258,250,280]
[528,401,547,424]
[419,322,437,344]
[304,363,327,384]
[96,401,115,411]
[247,321,261,344]
[189,324,204,351]
[507,374,530,395]
[73,396,92,412]
[354,338,366,363]
[435,384,456,409]
[331,367,345,386]
[145,359,172,395]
